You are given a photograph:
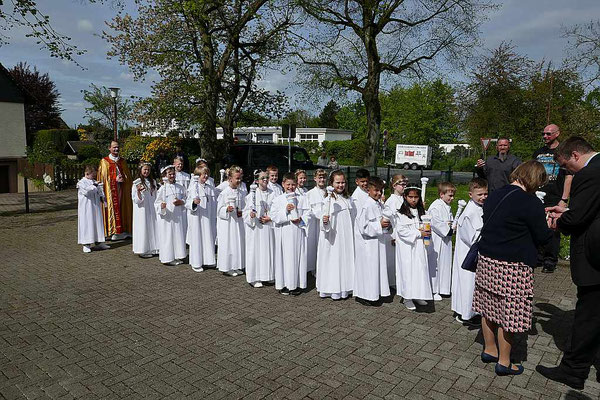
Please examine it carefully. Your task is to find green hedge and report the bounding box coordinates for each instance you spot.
[322,139,368,165]
[77,145,102,161]
[34,129,79,151]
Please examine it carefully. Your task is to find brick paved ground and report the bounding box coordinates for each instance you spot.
[0,209,598,399]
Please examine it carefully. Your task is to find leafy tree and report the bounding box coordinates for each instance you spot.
[318,100,340,128]
[81,84,133,131]
[280,109,320,128]
[105,0,297,162]
[7,62,63,143]
[294,0,493,166]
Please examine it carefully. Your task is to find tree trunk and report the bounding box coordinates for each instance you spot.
[199,76,220,163]
[362,27,381,168]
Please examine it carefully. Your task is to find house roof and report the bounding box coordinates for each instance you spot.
[0,63,26,103]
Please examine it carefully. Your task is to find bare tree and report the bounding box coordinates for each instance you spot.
[564,19,600,86]
[294,0,495,166]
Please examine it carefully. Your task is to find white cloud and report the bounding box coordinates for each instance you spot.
[77,19,94,32]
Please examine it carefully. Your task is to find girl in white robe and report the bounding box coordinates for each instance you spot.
[131,162,159,257]
[354,177,390,304]
[186,166,217,272]
[427,182,456,299]
[306,169,328,274]
[271,173,309,295]
[154,166,187,265]
[451,181,487,323]
[77,166,109,253]
[216,166,246,276]
[383,174,407,287]
[392,186,433,311]
[243,171,275,287]
[316,170,356,300]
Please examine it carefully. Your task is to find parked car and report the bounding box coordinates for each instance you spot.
[221,144,316,184]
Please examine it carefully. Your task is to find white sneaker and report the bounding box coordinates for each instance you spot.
[252,282,263,288]
[235,269,244,275]
[95,243,110,250]
[414,299,428,306]
[403,299,416,310]
[192,267,204,272]
[82,245,92,253]
[228,271,239,277]
[168,259,183,266]
[433,294,443,301]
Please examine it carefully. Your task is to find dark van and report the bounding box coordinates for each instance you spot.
[223,144,316,184]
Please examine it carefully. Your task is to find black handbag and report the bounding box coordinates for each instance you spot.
[461,188,519,272]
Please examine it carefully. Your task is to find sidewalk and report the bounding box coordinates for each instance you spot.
[0,189,77,216]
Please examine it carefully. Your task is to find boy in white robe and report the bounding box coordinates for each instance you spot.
[267,165,283,196]
[354,177,390,305]
[131,162,159,258]
[216,166,246,276]
[77,165,110,253]
[451,178,488,325]
[306,169,328,275]
[316,170,356,300]
[174,157,191,188]
[243,171,275,287]
[155,166,187,265]
[383,174,407,287]
[195,158,217,242]
[186,166,217,272]
[392,186,433,311]
[427,182,456,300]
[271,173,309,295]
[351,168,370,211]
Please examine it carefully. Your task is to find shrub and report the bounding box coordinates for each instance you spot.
[121,135,153,162]
[34,129,79,151]
[77,145,102,161]
[27,141,63,164]
[141,137,179,162]
[322,139,368,165]
[82,157,101,167]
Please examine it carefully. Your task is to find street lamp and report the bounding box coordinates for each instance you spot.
[108,87,120,141]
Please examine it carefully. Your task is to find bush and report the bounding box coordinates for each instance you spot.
[27,141,63,164]
[82,157,101,167]
[322,139,368,165]
[121,135,153,162]
[141,137,179,162]
[77,145,102,161]
[34,129,79,151]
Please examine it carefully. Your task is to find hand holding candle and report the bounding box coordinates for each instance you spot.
[452,199,467,230]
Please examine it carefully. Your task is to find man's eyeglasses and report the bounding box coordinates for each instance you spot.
[542,131,555,136]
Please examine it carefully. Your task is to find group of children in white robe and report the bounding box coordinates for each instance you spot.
[77,158,490,323]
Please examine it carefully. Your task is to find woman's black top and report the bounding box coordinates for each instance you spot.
[478,184,553,267]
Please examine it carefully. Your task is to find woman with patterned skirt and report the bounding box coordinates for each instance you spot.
[473,161,553,376]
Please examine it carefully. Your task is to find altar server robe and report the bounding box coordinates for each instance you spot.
[316,194,356,297]
[77,177,105,244]
[186,181,216,268]
[351,187,369,211]
[154,182,187,263]
[392,209,433,300]
[306,186,327,272]
[271,192,309,291]
[216,186,245,272]
[427,199,453,295]
[176,171,191,188]
[243,188,275,283]
[383,193,403,285]
[131,180,159,254]
[354,198,390,301]
[268,181,284,196]
[451,200,483,320]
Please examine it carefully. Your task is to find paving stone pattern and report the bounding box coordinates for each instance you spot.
[0,209,598,399]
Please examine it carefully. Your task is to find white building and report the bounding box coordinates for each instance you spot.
[142,122,353,145]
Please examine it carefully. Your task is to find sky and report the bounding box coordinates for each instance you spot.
[1,0,599,128]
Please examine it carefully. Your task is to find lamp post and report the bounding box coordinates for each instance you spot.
[108,87,120,141]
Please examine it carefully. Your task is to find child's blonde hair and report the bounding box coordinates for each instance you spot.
[437,181,456,195]
[227,165,243,178]
[314,168,327,178]
[390,174,407,190]
[84,165,97,174]
[194,165,210,176]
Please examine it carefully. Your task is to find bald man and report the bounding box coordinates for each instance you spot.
[532,124,573,273]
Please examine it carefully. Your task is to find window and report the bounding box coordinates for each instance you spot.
[299,134,319,142]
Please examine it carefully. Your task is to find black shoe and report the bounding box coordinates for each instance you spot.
[356,297,375,306]
[290,288,302,296]
[495,363,524,376]
[542,266,555,273]
[279,288,290,295]
[535,365,584,390]
[481,352,499,364]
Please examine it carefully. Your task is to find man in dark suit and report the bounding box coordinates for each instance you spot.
[536,136,600,390]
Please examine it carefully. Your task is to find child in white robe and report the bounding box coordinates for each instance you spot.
[271,173,309,295]
[316,170,356,300]
[77,165,110,253]
[174,156,191,188]
[306,169,328,275]
[267,165,284,196]
[295,169,308,196]
[451,178,488,325]
[155,165,187,265]
[216,165,246,276]
[427,182,456,300]
[351,168,370,211]
[131,162,159,258]
[243,171,275,287]
[186,165,217,272]
[195,158,217,242]
[383,174,407,286]
[354,177,390,305]
[392,186,433,310]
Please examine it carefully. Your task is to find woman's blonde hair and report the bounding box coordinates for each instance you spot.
[510,160,548,193]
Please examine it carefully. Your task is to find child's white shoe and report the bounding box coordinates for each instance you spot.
[192,266,204,272]
[414,299,428,306]
[228,270,239,277]
[403,299,416,310]
[433,294,443,301]
[252,282,263,288]
[82,245,92,253]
